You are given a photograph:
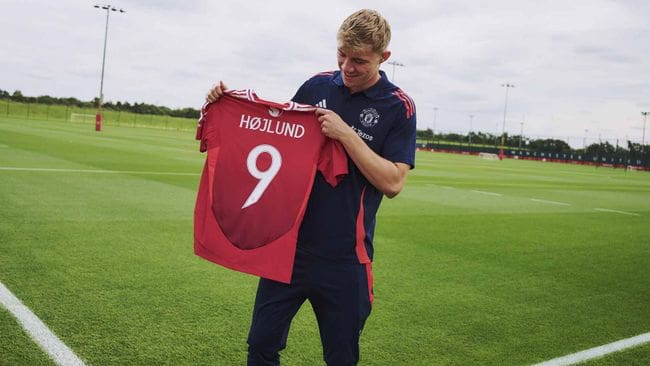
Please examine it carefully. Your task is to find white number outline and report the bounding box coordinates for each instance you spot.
[241,144,282,209]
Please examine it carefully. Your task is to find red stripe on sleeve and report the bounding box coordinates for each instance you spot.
[393,89,415,119]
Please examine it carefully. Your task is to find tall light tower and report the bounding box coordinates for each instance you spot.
[499,83,515,159]
[642,112,649,146]
[432,107,438,145]
[94,4,126,131]
[387,60,404,81]
[469,114,474,148]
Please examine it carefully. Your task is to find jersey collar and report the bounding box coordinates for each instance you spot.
[333,70,394,100]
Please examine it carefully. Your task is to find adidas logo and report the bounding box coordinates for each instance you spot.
[315,99,327,109]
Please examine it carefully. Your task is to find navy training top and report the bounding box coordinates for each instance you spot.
[292,70,417,264]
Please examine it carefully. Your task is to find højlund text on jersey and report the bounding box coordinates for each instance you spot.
[239,113,375,142]
[239,114,305,139]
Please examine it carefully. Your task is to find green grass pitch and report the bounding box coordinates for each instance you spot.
[1,116,649,365]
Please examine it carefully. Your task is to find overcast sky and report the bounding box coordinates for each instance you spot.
[2,0,649,146]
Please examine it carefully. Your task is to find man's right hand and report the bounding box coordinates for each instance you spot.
[206,81,228,103]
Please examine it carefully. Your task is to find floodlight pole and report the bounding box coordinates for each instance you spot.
[469,114,474,148]
[500,83,515,160]
[94,4,125,131]
[387,60,404,81]
[642,112,649,146]
[432,107,438,146]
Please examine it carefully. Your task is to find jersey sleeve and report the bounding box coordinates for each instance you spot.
[195,101,222,152]
[381,95,417,169]
[318,139,348,187]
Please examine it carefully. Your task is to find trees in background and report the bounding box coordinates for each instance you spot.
[527,138,572,153]
[419,129,647,157]
[2,88,647,158]
[0,89,200,119]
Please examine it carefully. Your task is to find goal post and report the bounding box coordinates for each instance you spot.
[69,113,96,123]
[478,152,500,160]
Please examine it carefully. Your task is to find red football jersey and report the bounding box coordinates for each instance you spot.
[194,90,348,283]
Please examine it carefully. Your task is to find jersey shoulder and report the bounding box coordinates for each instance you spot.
[302,70,337,88]
[389,87,416,119]
[293,71,337,104]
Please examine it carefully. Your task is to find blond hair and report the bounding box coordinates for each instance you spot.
[337,9,391,54]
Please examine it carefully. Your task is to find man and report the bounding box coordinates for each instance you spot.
[206,9,416,365]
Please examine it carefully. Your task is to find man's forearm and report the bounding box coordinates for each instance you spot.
[315,108,409,197]
[339,130,408,198]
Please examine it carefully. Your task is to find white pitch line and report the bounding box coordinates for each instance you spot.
[0,166,199,176]
[426,184,455,190]
[470,190,502,197]
[594,208,640,217]
[0,281,86,366]
[532,332,650,366]
[530,198,571,206]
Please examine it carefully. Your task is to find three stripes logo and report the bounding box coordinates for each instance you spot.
[315,99,327,109]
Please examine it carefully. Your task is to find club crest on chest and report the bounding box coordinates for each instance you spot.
[359,108,380,128]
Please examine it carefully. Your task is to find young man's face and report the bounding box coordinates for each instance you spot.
[337,43,391,94]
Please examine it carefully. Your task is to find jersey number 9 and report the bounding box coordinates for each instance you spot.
[242,144,282,209]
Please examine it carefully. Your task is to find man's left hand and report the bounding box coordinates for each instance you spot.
[315,108,354,142]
